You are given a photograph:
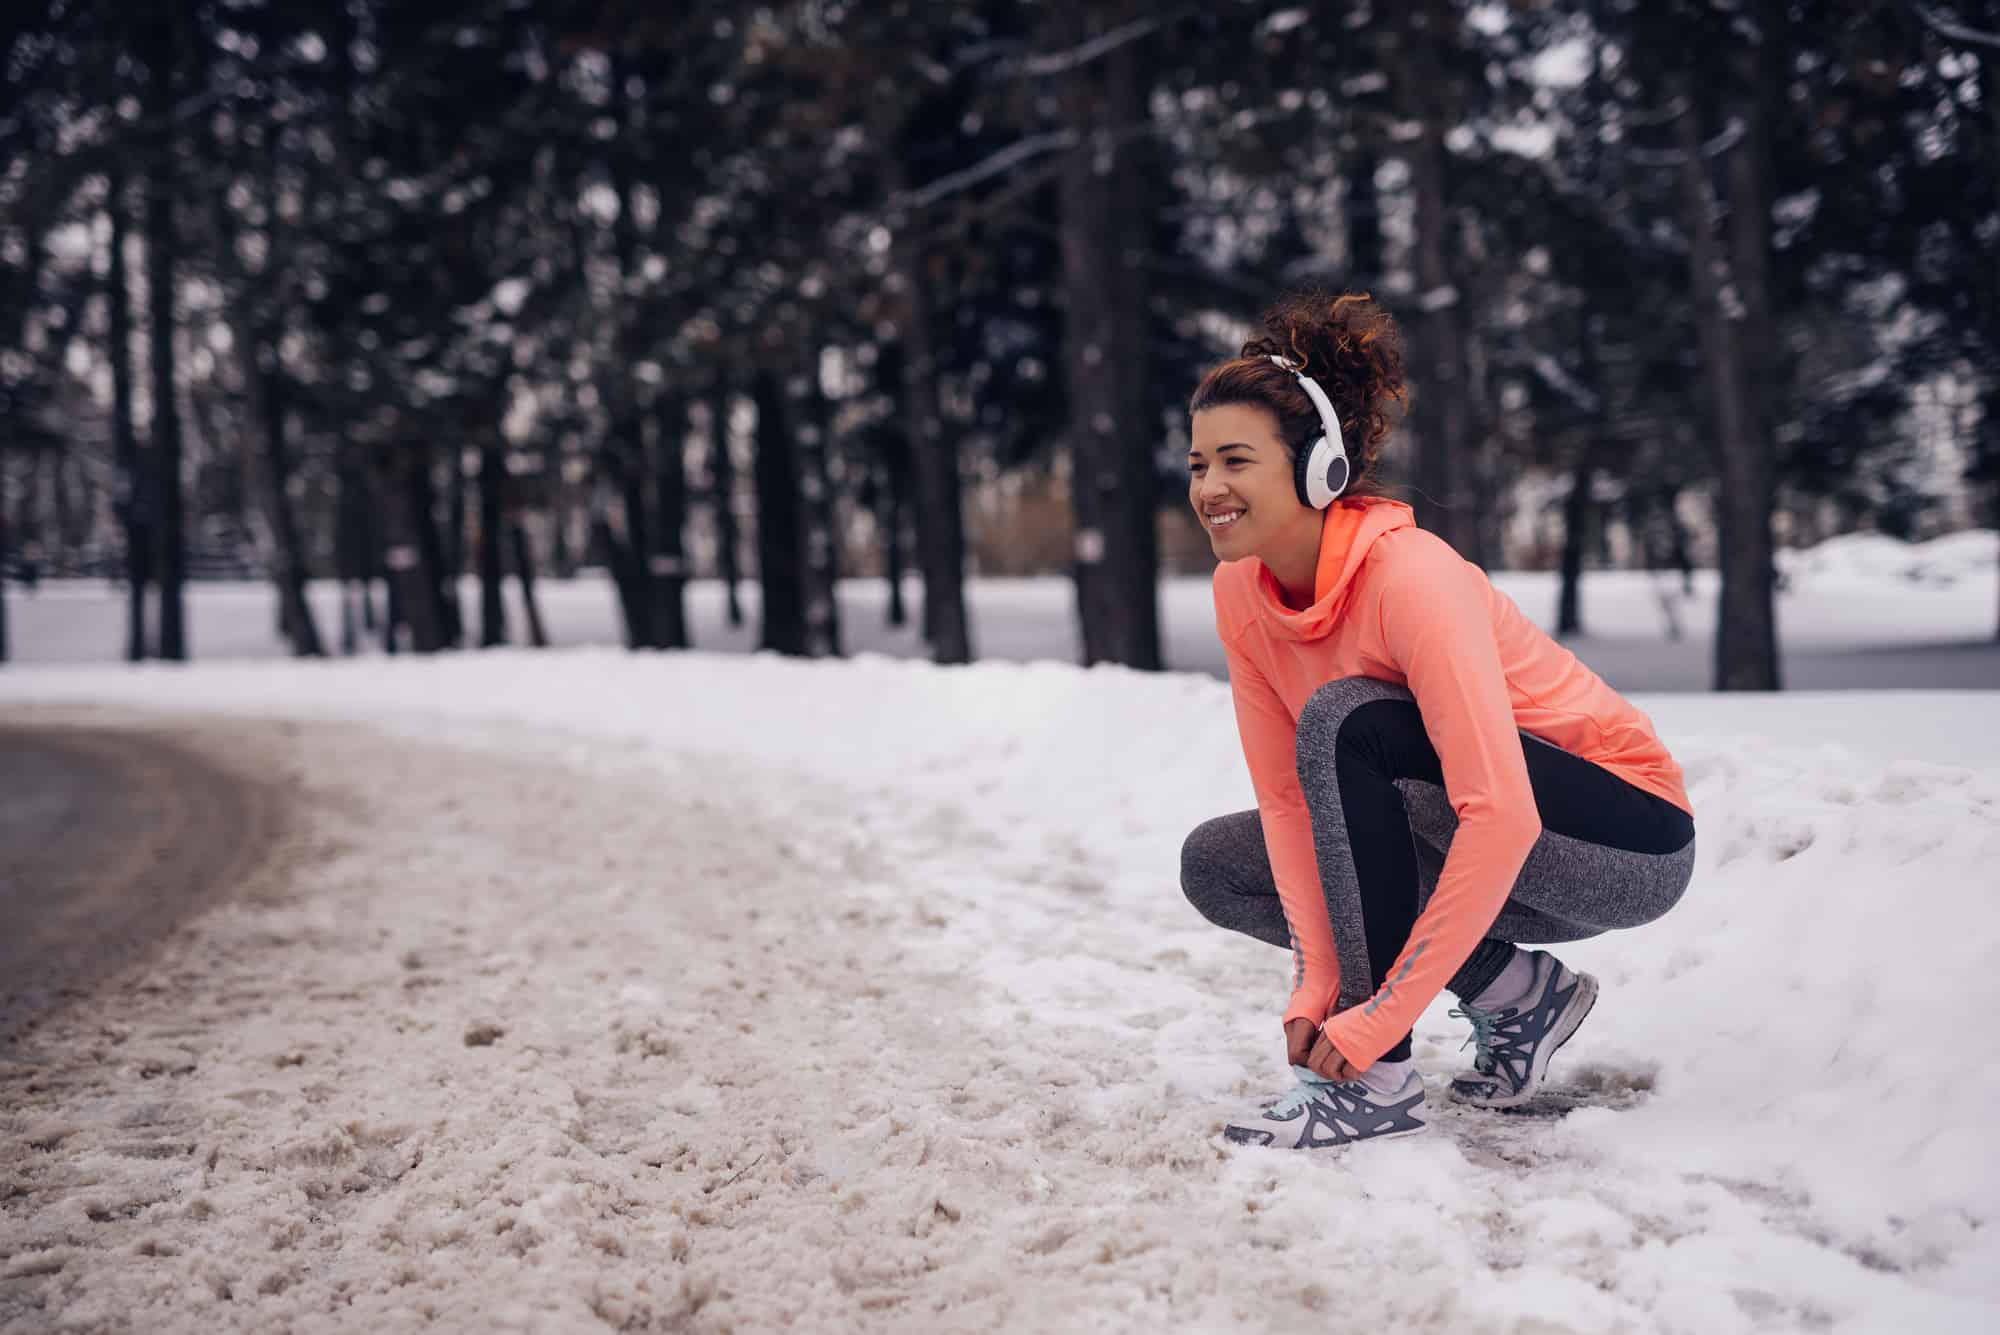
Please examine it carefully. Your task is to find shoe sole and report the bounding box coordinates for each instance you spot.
[1451,969,1599,1111]
[1219,1121,1431,1150]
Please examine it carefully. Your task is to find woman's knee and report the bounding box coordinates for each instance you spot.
[1592,839,1698,929]
[1181,812,1272,923]
[1180,817,1238,924]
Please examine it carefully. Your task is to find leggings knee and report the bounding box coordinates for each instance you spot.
[1578,839,1697,930]
[1180,818,1238,926]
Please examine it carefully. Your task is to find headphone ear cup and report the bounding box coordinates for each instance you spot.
[1293,437,1319,507]
[1323,453,1351,502]
[1298,436,1343,509]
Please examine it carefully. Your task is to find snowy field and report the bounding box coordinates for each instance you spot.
[7,528,1998,691]
[2,622,1998,1330]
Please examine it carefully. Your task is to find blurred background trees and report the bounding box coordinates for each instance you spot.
[1,0,1994,687]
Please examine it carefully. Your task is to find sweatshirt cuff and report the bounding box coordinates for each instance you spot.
[1318,1007,1393,1073]
[1282,981,1337,1032]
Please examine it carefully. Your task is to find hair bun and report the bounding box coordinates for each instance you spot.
[1241,291,1407,465]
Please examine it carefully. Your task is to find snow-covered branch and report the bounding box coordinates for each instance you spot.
[1016,13,1170,78]
[1912,2,2000,50]
[1529,353,1603,414]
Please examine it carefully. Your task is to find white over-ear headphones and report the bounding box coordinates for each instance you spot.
[1268,354,1351,509]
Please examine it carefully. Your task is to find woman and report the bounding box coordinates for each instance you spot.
[1181,294,1696,1150]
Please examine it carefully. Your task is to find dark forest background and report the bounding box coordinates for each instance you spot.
[2,1,1996,690]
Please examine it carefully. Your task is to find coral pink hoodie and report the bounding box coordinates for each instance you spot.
[1214,497,1691,1070]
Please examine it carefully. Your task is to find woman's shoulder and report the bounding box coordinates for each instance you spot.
[1211,556,1262,601]
[1361,522,1480,584]
[1210,558,1266,640]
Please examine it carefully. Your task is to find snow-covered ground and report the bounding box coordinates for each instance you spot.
[7,528,1997,690]
[1,641,1997,1331]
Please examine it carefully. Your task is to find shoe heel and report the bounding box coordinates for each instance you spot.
[1548,970,1599,1056]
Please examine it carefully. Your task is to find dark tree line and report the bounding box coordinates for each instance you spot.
[2,1,1995,687]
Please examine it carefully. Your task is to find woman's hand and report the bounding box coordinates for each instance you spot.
[1284,1017,1317,1067]
[1303,1026,1363,1083]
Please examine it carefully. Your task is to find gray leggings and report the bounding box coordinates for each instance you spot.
[1183,678,1697,1056]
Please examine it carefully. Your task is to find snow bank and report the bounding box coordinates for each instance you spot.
[8,527,1997,689]
[1779,529,1998,586]
[2,654,1997,1330]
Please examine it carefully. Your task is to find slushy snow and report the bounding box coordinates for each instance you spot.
[2,642,1996,1332]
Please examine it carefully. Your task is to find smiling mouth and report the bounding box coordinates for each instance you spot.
[1205,509,1246,530]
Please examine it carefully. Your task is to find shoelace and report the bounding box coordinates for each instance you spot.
[1268,1065,1366,1117]
[1448,1003,1500,1072]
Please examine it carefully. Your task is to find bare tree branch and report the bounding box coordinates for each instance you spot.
[891,130,1080,213]
[1622,116,1746,168]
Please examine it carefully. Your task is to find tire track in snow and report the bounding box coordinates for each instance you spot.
[0,715,286,1051]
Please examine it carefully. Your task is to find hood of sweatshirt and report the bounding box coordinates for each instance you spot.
[1249,497,1416,642]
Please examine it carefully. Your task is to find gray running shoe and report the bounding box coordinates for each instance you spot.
[1222,1067,1428,1149]
[1448,950,1599,1109]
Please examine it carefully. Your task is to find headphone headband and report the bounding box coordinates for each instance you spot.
[1267,356,1344,454]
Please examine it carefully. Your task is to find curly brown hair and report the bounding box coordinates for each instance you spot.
[1188,292,1408,499]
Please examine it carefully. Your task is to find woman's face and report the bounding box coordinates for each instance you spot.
[1189,403,1313,563]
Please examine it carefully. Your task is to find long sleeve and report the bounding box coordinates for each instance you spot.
[1222,630,1343,1029]
[1319,538,1543,1069]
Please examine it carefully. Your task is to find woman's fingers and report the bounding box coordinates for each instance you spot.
[1307,1032,1359,1082]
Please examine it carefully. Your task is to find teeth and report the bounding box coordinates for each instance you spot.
[1208,510,1244,528]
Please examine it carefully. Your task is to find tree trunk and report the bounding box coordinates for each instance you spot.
[872,349,912,631]
[1404,0,1477,562]
[339,582,358,655]
[335,443,368,654]
[889,177,972,663]
[1975,4,2000,640]
[442,444,466,647]
[1665,487,1695,597]
[0,471,9,663]
[1345,148,1383,286]
[1556,456,1592,637]
[619,457,655,648]
[650,397,690,649]
[1675,77,1779,690]
[802,375,843,657]
[603,61,655,649]
[597,504,650,650]
[510,522,549,648]
[108,169,149,661]
[710,385,744,627]
[477,441,507,647]
[146,20,187,660]
[551,475,574,578]
[257,344,325,656]
[384,445,448,653]
[14,451,40,560]
[51,449,74,573]
[1057,1,1160,670]
[752,371,809,656]
[882,431,909,629]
